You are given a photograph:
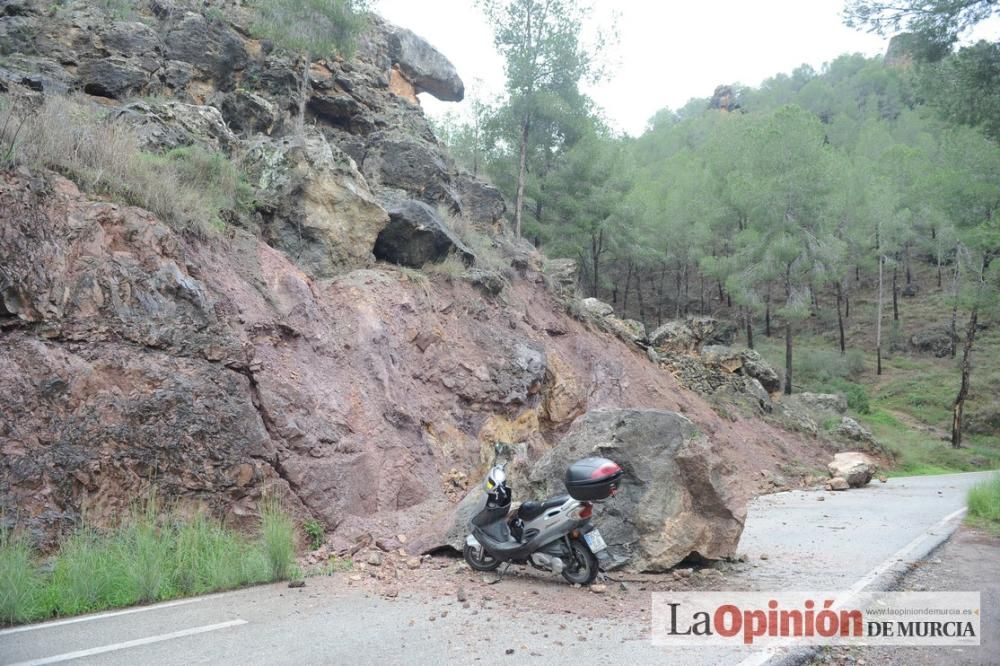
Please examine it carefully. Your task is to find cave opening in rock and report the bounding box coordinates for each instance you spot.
[83,83,115,99]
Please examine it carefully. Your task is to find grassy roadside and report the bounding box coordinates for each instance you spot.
[0,493,298,626]
[755,331,1000,476]
[967,474,1000,535]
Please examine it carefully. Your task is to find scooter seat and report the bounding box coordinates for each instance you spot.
[518,494,570,521]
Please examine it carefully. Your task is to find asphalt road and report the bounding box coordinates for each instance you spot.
[2,471,994,666]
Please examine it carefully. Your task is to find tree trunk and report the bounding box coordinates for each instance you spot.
[636,273,645,322]
[717,280,724,304]
[892,264,899,321]
[765,290,772,337]
[845,292,850,319]
[784,322,793,395]
[683,264,689,315]
[856,265,861,284]
[876,254,884,376]
[590,229,603,298]
[622,260,633,314]
[951,306,978,448]
[656,265,666,327]
[745,308,754,350]
[836,281,846,354]
[952,252,992,446]
[674,266,682,318]
[700,273,705,314]
[950,254,962,359]
[513,115,530,238]
[784,265,794,395]
[904,242,912,286]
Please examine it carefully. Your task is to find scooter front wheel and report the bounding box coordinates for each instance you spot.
[561,538,598,585]
[464,543,502,572]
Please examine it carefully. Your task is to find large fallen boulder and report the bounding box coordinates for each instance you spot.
[528,409,745,571]
[827,452,878,488]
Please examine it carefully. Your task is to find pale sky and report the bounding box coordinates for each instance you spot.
[375,1,1000,137]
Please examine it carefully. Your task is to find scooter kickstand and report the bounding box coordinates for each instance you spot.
[489,562,511,585]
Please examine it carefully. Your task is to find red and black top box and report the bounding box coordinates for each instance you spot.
[564,457,623,501]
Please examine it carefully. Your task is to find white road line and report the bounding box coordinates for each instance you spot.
[736,506,968,666]
[0,597,206,636]
[845,506,967,596]
[7,619,248,666]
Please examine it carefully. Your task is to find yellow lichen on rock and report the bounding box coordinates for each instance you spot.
[541,354,586,427]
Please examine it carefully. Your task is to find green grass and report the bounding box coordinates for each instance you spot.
[757,330,999,477]
[0,494,299,627]
[0,531,44,624]
[0,95,256,235]
[260,493,297,582]
[967,475,1000,534]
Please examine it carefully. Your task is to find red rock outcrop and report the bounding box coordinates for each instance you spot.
[0,171,827,550]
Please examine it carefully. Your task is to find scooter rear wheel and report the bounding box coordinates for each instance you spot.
[561,538,598,585]
[464,543,502,572]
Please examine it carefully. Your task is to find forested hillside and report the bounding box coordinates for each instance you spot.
[436,0,998,469]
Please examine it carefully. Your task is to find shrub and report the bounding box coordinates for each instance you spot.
[97,0,140,20]
[796,348,856,384]
[251,0,369,60]
[0,530,43,624]
[827,379,871,414]
[820,417,840,432]
[0,94,252,234]
[844,349,866,377]
[303,519,325,550]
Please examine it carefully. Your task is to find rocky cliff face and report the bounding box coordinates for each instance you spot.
[1,0,831,563]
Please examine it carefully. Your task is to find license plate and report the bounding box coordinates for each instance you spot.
[583,529,607,552]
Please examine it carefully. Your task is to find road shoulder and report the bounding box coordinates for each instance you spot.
[808,526,1000,666]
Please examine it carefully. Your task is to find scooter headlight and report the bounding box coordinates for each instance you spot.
[486,478,495,490]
